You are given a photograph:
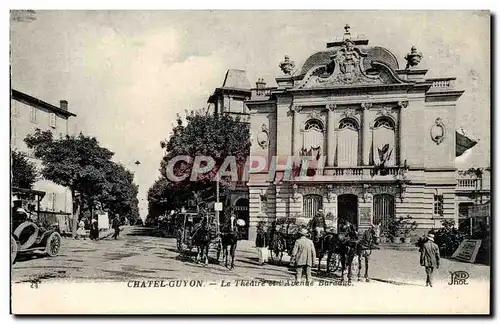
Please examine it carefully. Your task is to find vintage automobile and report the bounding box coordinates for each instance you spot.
[11,187,62,263]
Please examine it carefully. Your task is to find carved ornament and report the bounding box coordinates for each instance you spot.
[279,55,295,75]
[257,123,269,149]
[404,46,423,70]
[398,100,409,109]
[361,102,372,110]
[308,110,322,120]
[430,117,447,145]
[326,103,336,111]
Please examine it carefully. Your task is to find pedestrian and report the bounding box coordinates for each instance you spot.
[419,233,440,287]
[90,217,99,240]
[112,214,121,240]
[290,227,316,284]
[255,222,269,266]
[77,218,87,240]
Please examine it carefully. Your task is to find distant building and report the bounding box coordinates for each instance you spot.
[11,89,77,214]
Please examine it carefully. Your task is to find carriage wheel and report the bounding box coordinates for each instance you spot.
[11,236,18,264]
[328,254,341,272]
[46,232,62,257]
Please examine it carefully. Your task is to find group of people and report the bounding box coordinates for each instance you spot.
[76,213,122,240]
[255,209,442,287]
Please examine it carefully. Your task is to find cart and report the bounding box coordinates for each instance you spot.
[175,211,220,253]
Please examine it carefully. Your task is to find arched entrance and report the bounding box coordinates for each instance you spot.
[234,198,249,240]
[337,194,358,229]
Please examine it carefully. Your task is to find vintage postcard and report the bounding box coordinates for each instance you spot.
[9,10,491,314]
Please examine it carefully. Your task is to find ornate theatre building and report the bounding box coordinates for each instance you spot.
[208,26,475,241]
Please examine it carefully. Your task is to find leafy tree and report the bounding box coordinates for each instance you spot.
[25,129,114,237]
[100,161,140,223]
[156,112,250,211]
[11,150,38,189]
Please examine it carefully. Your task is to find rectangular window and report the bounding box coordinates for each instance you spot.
[49,112,56,128]
[433,195,444,216]
[30,106,37,123]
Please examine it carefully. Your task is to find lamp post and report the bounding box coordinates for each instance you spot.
[215,171,220,232]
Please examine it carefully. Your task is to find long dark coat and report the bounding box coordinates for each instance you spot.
[419,240,440,267]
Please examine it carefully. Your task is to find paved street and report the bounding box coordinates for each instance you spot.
[12,226,490,287]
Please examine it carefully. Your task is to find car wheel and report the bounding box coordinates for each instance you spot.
[46,232,62,257]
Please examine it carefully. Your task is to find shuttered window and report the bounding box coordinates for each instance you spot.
[49,112,56,128]
[303,194,323,218]
[373,194,395,232]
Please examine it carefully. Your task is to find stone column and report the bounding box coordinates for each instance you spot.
[398,100,409,165]
[326,104,336,166]
[361,102,372,166]
[292,105,303,156]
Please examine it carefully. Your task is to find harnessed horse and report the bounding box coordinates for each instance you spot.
[218,211,241,270]
[343,224,381,282]
[191,216,211,265]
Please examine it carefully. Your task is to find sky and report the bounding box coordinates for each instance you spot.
[10,10,490,219]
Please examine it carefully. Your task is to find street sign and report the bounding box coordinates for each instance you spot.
[452,239,482,263]
[214,202,223,211]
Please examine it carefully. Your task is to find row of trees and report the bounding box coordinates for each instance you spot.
[13,129,140,235]
[146,112,250,224]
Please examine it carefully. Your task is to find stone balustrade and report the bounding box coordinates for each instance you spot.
[428,78,456,90]
[294,166,408,182]
[251,87,275,97]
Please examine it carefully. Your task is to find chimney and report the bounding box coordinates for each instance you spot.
[255,78,266,89]
[60,100,68,110]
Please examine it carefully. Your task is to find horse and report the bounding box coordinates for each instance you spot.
[218,210,242,270]
[315,231,347,274]
[219,230,239,269]
[343,223,381,283]
[191,217,211,265]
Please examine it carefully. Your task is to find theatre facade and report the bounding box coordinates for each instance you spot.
[208,26,471,241]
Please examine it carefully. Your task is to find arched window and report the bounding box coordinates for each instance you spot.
[303,119,324,159]
[338,118,359,130]
[373,194,395,233]
[304,119,324,131]
[374,117,394,129]
[372,116,396,166]
[337,118,359,166]
[303,194,323,218]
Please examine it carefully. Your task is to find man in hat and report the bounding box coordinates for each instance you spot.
[419,233,440,287]
[12,198,30,230]
[309,209,326,243]
[290,227,316,284]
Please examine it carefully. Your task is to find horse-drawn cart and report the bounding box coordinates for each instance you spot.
[268,216,309,264]
[268,216,341,271]
[11,188,62,263]
[175,211,220,253]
